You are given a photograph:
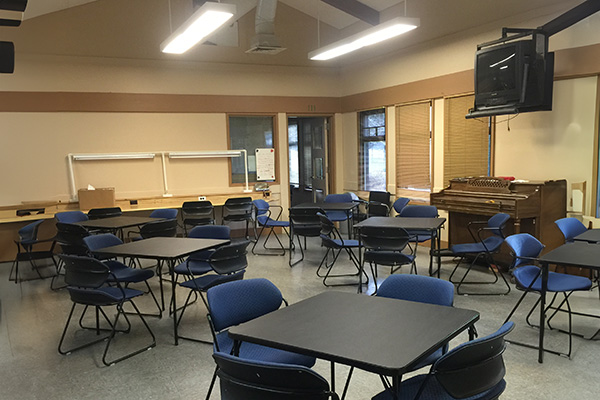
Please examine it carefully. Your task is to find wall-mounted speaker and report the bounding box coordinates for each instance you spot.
[0,41,15,73]
[0,0,28,26]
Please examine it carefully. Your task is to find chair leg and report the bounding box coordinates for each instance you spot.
[452,253,511,295]
[289,235,306,267]
[205,365,219,400]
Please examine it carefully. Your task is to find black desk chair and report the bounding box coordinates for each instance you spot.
[372,322,514,400]
[182,201,215,235]
[9,220,58,285]
[53,222,91,290]
[222,197,255,239]
[213,352,338,400]
[128,218,178,241]
[57,255,156,366]
[367,190,391,217]
[289,207,322,267]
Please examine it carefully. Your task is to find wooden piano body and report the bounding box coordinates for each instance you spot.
[430,177,567,267]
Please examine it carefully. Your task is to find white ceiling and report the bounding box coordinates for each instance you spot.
[10,0,590,68]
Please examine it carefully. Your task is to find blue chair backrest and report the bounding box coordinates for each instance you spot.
[55,211,89,223]
[392,197,410,214]
[377,274,454,306]
[487,213,510,237]
[325,193,352,203]
[555,217,587,242]
[18,220,45,242]
[433,322,514,399]
[505,233,545,268]
[253,199,270,216]
[207,278,284,332]
[399,205,438,218]
[189,225,231,240]
[150,208,178,219]
[83,233,123,251]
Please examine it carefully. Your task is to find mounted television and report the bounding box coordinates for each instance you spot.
[466,39,554,118]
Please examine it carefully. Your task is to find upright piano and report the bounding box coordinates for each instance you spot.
[430,177,567,266]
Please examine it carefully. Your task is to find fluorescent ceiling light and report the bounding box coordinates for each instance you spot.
[168,150,242,158]
[161,2,236,54]
[309,17,420,61]
[72,153,156,161]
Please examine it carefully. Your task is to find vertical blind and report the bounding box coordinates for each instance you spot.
[443,95,490,187]
[396,101,431,191]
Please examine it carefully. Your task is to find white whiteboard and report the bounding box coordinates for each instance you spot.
[255,148,275,181]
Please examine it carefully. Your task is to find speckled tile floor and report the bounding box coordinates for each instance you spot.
[2,236,600,399]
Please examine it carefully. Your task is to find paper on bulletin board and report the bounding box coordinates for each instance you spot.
[255,148,275,181]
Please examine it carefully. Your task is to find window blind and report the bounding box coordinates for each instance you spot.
[443,95,490,187]
[396,101,431,191]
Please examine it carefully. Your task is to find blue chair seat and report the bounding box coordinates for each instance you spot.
[179,271,245,291]
[215,331,316,367]
[257,215,290,228]
[104,260,154,283]
[451,236,504,255]
[68,286,145,305]
[321,237,360,248]
[174,259,213,276]
[372,375,506,400]
[514,265,592,292]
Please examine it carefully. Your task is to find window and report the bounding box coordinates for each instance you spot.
[444,95,492,186]
[228,115,276,184]
[288,120,299,185]
[396,101,432,192]
[359,109,386,191]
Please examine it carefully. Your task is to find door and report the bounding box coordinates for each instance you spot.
[288,117,329,206]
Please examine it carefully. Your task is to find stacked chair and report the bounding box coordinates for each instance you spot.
[182,201,215,236]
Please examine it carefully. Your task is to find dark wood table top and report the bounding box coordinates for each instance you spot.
[538,241,600,269]
[354,216,446,230]
[92,237,229,260]
[76,216,159,230]
[229,291,479,376]
[573,229,600,244]
[291,202,357,211]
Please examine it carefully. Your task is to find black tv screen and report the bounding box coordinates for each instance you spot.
[467,38,554,118]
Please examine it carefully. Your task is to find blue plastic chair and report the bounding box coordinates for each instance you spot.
[392,197,410,215]
[55,211,89,223]
[555,217,587,242]
[503,233,592,358]
[205,278,317,399]
[58,254,155,366]
[83,233,162,317]
[449,213,511,295]
[324,193,353,222]
[316,213,365,288]
[149,208,178,219]
[372,322,514,400]
[377,275,454,370]
[252,199,290,256]
[9,220,58,284]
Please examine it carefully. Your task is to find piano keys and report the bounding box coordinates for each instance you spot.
[430,177,567,266]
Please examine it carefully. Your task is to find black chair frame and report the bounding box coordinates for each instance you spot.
[288,208,322,267]
[57,255,156,366]
[9,220,59,285]
[222,197,255,240]
[448,219,511,296]
[182,201,215,235]
[252,203,290,256]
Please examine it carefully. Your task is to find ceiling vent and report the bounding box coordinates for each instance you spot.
[245,0,286,55]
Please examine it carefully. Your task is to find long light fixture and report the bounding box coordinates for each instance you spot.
[309,16,419,61]
[161,1,236,54]
[168,150,242,158]
[71,153,156,161]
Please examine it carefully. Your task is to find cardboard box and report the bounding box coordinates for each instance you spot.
[78,188,116,210]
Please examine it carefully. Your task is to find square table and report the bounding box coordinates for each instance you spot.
[573,229,600,243]
[93,236,229,345]
[229,291,479,399]
[354,216,447,286]
[537,241,600,362]
[76,215,159,239]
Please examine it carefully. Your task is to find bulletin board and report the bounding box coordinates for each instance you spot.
[255,148,276,181]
